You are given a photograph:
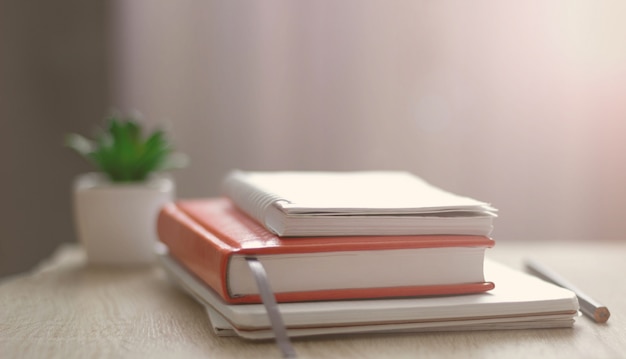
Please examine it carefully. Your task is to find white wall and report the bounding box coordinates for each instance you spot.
[111,1,626,241]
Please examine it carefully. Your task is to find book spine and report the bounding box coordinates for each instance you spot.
[221,170,283,230]
[156,203,233,302]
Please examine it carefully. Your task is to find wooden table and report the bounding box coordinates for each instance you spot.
[1,241,625,358]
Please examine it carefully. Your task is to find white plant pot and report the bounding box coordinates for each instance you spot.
[73,172,175,265]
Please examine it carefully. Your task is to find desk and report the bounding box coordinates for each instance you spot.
[1,241,625,358]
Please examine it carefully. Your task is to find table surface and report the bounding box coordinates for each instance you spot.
[1,241,625,359]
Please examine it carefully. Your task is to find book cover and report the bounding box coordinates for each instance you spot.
[222,170,497,236]
[158,251,579,340]
[157,197,495,304]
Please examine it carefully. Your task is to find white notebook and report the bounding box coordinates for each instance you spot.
[221,170,497,236]
[158,250,579,340]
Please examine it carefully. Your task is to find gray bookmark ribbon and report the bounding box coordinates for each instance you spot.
[245,257,297,358]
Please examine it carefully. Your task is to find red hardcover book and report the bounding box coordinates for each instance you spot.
[157,198,495,304]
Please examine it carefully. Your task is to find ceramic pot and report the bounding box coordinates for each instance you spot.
[73,172,174,265]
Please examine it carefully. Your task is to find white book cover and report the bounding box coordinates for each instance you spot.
[222,170,498,236]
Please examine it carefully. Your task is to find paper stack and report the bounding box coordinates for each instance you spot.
[157,250,579,339]
[156,170,579,340]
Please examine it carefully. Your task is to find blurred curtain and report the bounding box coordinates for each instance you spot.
[3,0,626,277]
[112,1,626,242]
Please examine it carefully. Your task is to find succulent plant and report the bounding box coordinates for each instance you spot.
[66,115,188,182]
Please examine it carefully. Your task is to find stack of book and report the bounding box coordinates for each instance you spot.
[156,171,579,340]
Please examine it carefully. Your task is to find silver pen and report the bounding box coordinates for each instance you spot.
[525,258,610,323]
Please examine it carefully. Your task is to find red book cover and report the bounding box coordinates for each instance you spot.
[157,197,495,304]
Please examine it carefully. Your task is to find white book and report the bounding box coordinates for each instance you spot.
[204,305,576,339]
[158,249,579,340]
[222,170,497,236]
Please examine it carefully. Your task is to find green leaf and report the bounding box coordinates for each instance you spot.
[65,114,187,182]
[65,134,95,157]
